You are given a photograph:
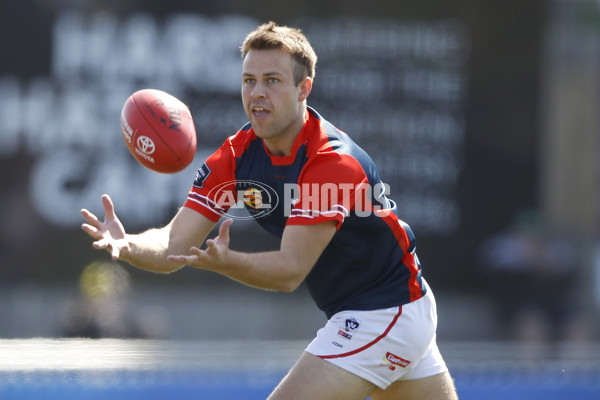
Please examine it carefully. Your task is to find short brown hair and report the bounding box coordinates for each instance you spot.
[240,21,317,85]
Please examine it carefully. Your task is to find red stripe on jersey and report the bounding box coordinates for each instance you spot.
[377,213,423,301]
[184,191,225,222]
[318,306,402,359]
[403,251,423,302]
[184,127,254,219]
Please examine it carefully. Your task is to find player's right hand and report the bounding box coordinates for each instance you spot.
[81,194,128,261]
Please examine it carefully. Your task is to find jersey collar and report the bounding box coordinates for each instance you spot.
[263,109,315,166]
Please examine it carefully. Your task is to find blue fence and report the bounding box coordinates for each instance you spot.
[1,340,598,399]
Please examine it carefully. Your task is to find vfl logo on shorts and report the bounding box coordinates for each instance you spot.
[337,317,361,340]
[384,352,411,369]
[345,318,360,331]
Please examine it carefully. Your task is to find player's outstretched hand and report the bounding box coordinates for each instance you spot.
[167,218,234,270]
[81,194,128,261]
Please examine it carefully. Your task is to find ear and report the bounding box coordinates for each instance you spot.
[298,77,312,102]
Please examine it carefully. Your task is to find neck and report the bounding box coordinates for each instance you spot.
[263,108,308,157]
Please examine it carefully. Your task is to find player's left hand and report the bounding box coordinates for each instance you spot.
[167,218,234,270]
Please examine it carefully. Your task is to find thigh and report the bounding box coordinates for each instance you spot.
[371,371,458,400]
[268,352,376,400]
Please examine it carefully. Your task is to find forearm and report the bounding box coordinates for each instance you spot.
[121,228,185,274]
[210,249,306,292]
[166,220,336,291]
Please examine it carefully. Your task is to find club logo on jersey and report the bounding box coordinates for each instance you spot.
[207,180,279,220]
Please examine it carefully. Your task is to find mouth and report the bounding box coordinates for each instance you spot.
[251,105,270,120]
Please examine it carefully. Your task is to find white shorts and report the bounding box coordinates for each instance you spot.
[305,280,448,389]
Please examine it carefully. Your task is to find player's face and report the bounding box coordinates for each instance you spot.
[242,49,312,155]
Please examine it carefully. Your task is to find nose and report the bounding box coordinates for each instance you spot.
[251,81,267,99]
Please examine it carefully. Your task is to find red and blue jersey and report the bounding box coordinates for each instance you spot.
[184,107,426,318]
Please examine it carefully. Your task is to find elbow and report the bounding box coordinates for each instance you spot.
[130,260,183,275]
[278,283,299,293]
[277,276,304,293]
[156,264,184,274]
[275,258,312,293]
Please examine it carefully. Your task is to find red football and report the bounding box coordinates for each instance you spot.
[120,89,197,173]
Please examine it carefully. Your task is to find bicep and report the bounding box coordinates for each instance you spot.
[280,221,337,278]
[167,207,217,254]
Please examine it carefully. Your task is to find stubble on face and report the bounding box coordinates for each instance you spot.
[241,49,307,155]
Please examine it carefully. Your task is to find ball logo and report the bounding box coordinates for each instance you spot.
[120,111,133,143]
[136,136,156,155]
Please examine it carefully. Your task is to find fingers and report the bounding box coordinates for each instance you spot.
[110,244,120,261]
[167,252,200,264]
[189,246,204,256]
[167,254,194,263]
[91,239,120,261]
[80,194,113,228]
[204,239,220,255]
[167,246,203,263]
[80,208,100,227]
[101,194,117,220]
[81,223,103,240]
[218,218,234,241]
[81,207,103,239]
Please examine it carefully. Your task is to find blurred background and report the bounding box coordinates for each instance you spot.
[0,0,599,398]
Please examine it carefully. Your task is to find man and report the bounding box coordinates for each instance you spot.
[81,22,458,400]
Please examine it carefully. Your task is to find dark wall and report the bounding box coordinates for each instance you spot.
[0,0,547,291]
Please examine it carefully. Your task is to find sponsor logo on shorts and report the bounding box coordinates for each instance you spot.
[337,330,352,340]
[384,352,411,368]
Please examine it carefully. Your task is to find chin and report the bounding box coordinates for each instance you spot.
[253,130,272,139]
[250,122,273,138]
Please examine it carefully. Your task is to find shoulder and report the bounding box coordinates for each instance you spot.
[199,122,256,177]
[222,122,257,156]
[306,108,369,160]
[304,108,373,180]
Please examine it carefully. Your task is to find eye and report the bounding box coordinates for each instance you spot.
[267,77,279,84]
[244,77,256,84]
